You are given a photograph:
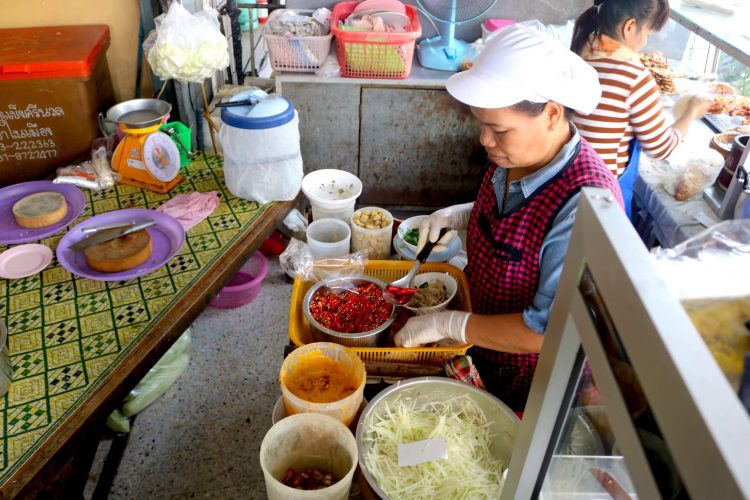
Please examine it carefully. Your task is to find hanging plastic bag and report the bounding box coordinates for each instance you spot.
[144,2,229,83]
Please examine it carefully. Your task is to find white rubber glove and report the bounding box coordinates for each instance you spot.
[417,202,474,254]
[394,311,471,347]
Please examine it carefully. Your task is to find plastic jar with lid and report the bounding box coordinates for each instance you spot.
[350,207,393,260]
[219,90,302,203]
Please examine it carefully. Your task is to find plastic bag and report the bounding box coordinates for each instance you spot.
[106,330,191,433]
[459,39,485,71]
[145,3,229,83]
[516,19,575,49]
[653,221,750,392]
[651,219,750,300]
[661,146,724,201]
[283,209,308,233]
[279,237,367,282]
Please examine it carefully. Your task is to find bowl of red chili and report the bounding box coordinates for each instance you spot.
[303,275,396,347]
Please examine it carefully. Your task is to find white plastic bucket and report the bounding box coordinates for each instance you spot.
[302,169,362,222]
[260,413,358,500]
[219,91,303,203]
[306,218,351,259]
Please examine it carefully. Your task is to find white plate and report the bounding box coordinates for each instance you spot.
[0,244,53,279]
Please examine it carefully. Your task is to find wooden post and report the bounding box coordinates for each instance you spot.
[200,81,220,154]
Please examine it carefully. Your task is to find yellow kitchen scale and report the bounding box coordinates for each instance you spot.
[108,99,183,194]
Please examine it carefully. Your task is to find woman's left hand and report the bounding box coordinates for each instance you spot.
[394,311,471,347]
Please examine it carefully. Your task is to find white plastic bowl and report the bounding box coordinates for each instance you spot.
[396,215,427,253]
[403,272,458,315]
[302,169,362,211]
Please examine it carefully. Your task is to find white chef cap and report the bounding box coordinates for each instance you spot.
[446,24,602,115]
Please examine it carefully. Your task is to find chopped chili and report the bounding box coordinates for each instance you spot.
[309,282,393,333]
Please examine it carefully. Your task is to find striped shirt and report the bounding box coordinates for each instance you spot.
[574,52,681,176]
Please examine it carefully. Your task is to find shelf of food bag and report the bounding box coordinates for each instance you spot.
[669,0,750,68]
[288,261,472,377]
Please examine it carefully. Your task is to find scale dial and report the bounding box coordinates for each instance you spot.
[142,131,181,182]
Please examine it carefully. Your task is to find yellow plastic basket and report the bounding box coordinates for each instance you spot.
[288,261,472,376]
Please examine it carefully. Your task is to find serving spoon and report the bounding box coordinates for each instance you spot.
[384,228,449,306]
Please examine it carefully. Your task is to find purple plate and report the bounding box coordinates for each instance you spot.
[0,181,86,244]
[57,209,185,282]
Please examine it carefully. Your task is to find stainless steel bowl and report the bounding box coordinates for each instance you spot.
[303,275,395,347]
[356,377,520,499]
[106,98,172,128]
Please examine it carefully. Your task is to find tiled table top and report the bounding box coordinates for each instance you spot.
[0,152,274,491]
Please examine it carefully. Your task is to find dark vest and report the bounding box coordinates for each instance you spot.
[466,138,623,411]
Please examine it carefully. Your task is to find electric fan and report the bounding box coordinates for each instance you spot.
[416,0,497,71]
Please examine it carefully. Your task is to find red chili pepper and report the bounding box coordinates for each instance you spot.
[310,283,393,334]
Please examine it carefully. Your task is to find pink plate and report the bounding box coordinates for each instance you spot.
[0,244,53,279]
[353,0,406,15]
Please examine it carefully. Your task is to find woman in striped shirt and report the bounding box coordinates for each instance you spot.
[570,0,711,178]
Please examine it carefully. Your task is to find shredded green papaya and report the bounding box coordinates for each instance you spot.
[363,394,507,499]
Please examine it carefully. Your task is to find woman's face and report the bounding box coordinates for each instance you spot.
[471,105,556,170]
[622,18,654,52]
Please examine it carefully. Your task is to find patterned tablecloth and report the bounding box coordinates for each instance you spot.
[0,152,269,483]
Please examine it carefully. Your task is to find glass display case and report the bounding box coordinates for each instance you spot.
[501,189,750,499]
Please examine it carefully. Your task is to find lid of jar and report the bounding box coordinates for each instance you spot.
[220,90,295,130]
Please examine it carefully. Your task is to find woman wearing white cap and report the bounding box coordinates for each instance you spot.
[395,25,624,411]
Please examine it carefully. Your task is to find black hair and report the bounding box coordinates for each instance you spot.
[570,0,670,55]
[510,100,574,121]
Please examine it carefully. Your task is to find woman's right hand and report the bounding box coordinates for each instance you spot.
[681,94,713,120]
[417,202,474,253]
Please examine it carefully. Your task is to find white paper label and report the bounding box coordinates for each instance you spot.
[397,437,448,467]
[127,158,146,171]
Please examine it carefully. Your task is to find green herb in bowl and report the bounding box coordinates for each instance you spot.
[403,228,419,246]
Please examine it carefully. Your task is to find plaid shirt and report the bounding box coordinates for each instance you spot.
[465,138,623,411]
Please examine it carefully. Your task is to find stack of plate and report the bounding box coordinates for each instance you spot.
[346,0,410,28]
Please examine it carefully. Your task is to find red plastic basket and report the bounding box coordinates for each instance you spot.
[210,251,269,309]
[331,2,422,79]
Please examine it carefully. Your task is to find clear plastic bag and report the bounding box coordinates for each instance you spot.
[144,2,229,83]
[661,146,724,201]
[651,219,750,300]
[279,237,367,282]
[459,39,485,71]
[652,221,750,391]
[516,19,575,48]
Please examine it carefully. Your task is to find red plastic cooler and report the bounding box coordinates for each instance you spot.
[0,25,115,186]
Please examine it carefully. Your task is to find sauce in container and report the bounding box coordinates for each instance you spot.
[286,352,359,403]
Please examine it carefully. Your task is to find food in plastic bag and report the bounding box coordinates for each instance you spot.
[279,237,367,282]
[144,3,229,83]
[459,39,485,71]
[660,146,723,201]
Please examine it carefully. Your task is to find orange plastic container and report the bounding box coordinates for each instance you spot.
[0,25,115,186]
[331,2,422,79]
[289,261,472,376]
